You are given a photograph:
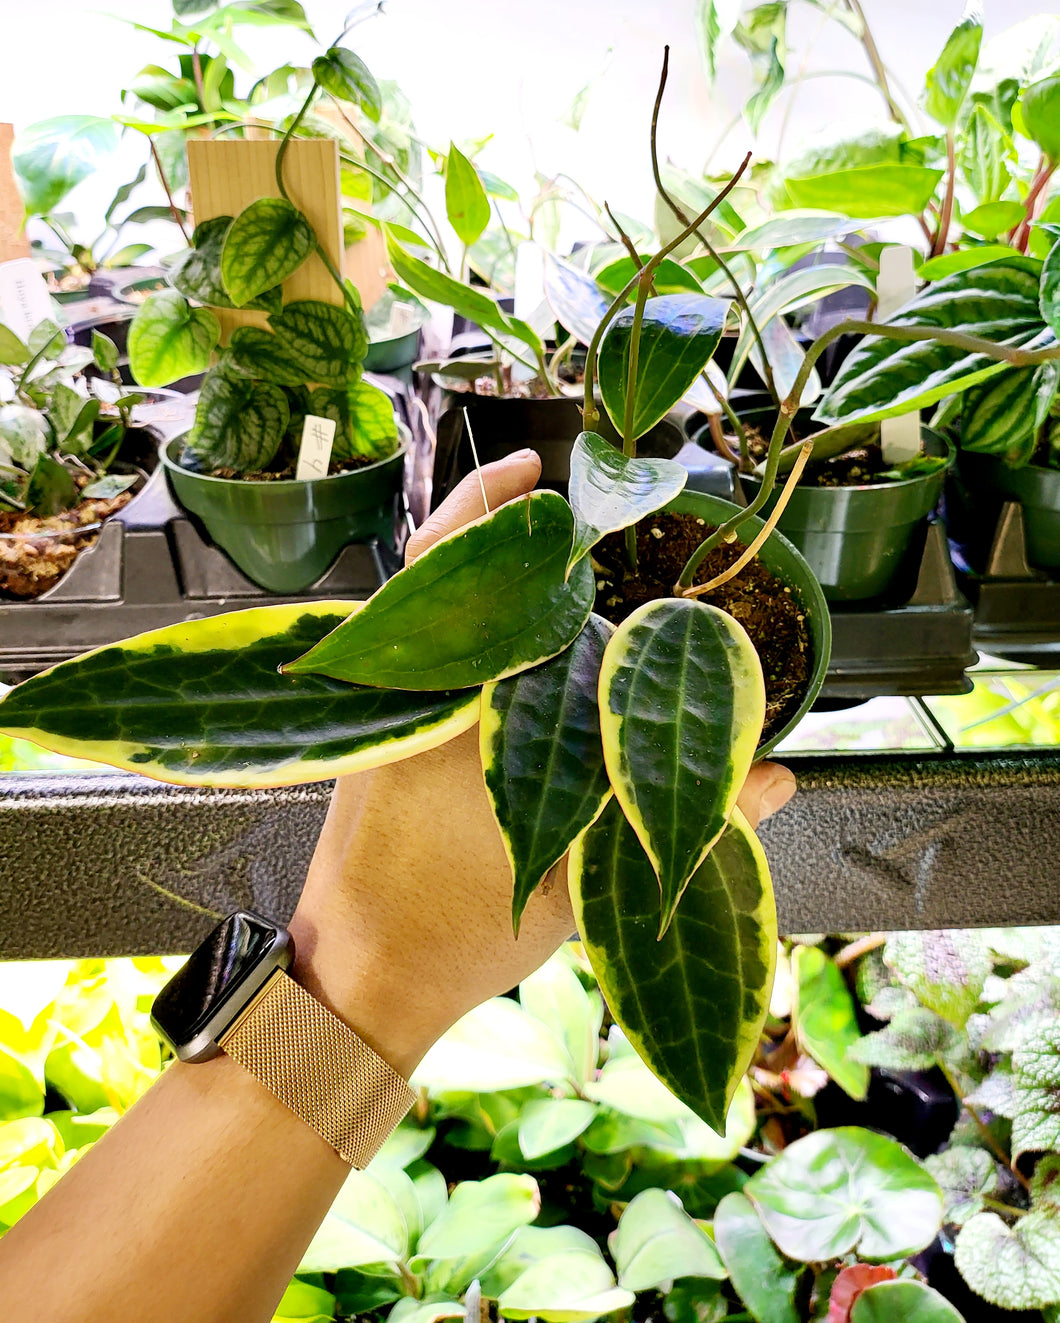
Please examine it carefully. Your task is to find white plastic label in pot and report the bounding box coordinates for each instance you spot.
[877,246,921,465]
[0,259,55,341]
[295,414,336,481]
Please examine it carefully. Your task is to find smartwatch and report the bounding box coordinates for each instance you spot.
[151,911,415,1168]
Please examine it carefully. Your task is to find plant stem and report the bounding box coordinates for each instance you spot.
[938,1061,1030,1191]
[706,372,750,468]
[834,932,887,969]
[650,46,779,406]
[931,131,956,258]
[191,46,207,111]
[983,1197,1027,1218]
[581,154,751,432]
[604,201,642,267]
[622,277,651,456]
[274,86,318,200]
[1010,153,1057,253]
[844,0,912,132]
[148,139,190,243]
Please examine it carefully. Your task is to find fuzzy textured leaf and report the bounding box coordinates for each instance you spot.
[286,492,594,690]
[481,615,613,934]
[599,294,730,441]
[885,929,991,1027]
[793,944,869,1100]
[1012,1022,1060,1159]
[569,798,776,1132]
[187,368,289,472]
[923,1146,997,1226]
[0,604,480,787]
[169,216,282,312]
[221,198,314,307]
[598,599,765,934]
[128,290,219,389]
[566,431,686,571]
[713,1191,800,1323]
[746,1127,943,1263]
[849,1007,963,1072]
[268,300,367,389]
[954,1211,1060,1310]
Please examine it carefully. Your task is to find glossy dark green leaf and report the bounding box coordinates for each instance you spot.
[12,116,119,215]
[713,1192,800,1323]
[308,381,397,462]
[746,1127,943,1262]
[268,300,367,388]
[127,290,220,388]
[1021,75,1060,161]
[228,326,306,386]
[922,3,983,129]
[599,294,730,442]
[187,367,289,471]
[481,614,613,934]
[312,46,382,120]
[169,216,282,312]
[444,143,490,247]
[569,799,776,1132]
[594,255,702,297]
[26,455,77,517]
[0,603,479,787]
[599,599,765,935]
[793,944,869,1100]
[850,1280,964,1323]
[566,431,686,572]
[543,255,611,347]
[286,492,594,690]
[816,259,1050,426]
[221,198,314,307]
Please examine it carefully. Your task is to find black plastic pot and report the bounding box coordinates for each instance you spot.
[950,451,1060,575]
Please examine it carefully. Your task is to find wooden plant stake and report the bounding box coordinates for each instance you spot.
[0,125,28,265]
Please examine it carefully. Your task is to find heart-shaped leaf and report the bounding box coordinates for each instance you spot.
[312,46,382,120]
[444,142,490,247]
[569,799,776,1132]
[954,1211,1060,1310]
[543,255,612,347]
[599,599,765,935]
[497,1245,633,1322]
[0,603,480,787]
[714,1192,801,1323]
[188,367,289,471]
[746,1127,943,1262]
[599,293,730,442]
[308,380,397,462]
[12,115,119,215]
[610,1189,725,1290]
[285,492,595,690]
[517,1099,596,1161]
[415,1174,540,1262]
[481,614,613,933]
[228,326,307,386]
[566,430,687,572]
[520,956,603,1090]
[850,1280,964,1323]
[221,197,315,306]
[268,300,367,388]
[170,216,282,312]
[128,290,219,388]
[885,930,991,1028]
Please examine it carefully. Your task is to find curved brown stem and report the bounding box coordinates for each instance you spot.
[930,132,956,258]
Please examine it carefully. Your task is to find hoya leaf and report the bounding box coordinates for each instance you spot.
[610,1189,725,1291]
[850,1280,964,1323]
[12,115,119,216]
[221,198,314,306]
[169,216,282,312]
[1012,1022,1060,1159]
[308,380,397,463]
[412,997,574,1093]
[792,944,869,1100]
[517,1099,596,1161]
[519,955,603,1090]
[480,615,613,934]
[746,1127,943,1262]
[1021,75,1060,161]
[187,368,289,472]
[0,603,479,787]
[444,142,490,247]
[543,255,611,348]
[569,799,776,1133]
[885,930,991,1028]
[416,1174,539,1262]
[228,326,307,386]
[922,3,983,129]
[301,1168,408,1271]
[90,330,119,376]
[127,290,219,388]
[598,599,765,935]
[268,300,367,388]
[312,46,382,121]
[816,259,1049,425]
[566,430,687,571]
[498,1245,634,1322]
[599,294,730,441]
[953,1211,1060,1310]
[714,1191,800,1323]
[285,492,594,690]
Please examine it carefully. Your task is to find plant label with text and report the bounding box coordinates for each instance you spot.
[0,260,54,341]
[296,414,337,481]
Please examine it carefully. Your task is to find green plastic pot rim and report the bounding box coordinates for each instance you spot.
[748,425,955,494]
[160,423,410,490]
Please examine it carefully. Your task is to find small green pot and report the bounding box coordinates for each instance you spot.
[666,489,831,757]
[162,429,408,594]
[740,428,953,603]
[955,452,1060,572]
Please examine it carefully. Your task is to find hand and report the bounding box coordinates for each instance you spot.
[289,451,796,1078]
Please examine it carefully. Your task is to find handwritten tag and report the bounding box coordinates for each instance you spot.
[295,414,336,481]
[0,259,54,341]
[877,246,921,465]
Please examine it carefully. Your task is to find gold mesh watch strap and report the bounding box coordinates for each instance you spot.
[218,969,415,1168]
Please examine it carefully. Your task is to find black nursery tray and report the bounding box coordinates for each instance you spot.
[961,502,1060,663]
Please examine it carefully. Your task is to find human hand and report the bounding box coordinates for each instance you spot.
[289,451,795,1078]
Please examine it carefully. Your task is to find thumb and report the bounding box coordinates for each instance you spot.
[407,450,542,564]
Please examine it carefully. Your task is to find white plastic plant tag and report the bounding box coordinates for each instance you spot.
[295,414,336,481]
[389,300,417,336]
[0,259,54,341]
[877,245,920,465]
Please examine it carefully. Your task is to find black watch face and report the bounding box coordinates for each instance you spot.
[152,912,282,1049]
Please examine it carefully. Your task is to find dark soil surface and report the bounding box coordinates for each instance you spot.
[741,422,892,487]
[594,512,813,740]
[210,454,377,481]
[0,486,135,598]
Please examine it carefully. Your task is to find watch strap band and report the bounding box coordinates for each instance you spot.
[218,969,415,1168]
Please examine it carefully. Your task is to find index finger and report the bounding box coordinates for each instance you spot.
[406,449,542,565]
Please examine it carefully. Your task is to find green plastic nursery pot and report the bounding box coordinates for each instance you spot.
[162,428,408,594]
[666,489,831,757]
[955,452,1060,573]
[740,428,953,603]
